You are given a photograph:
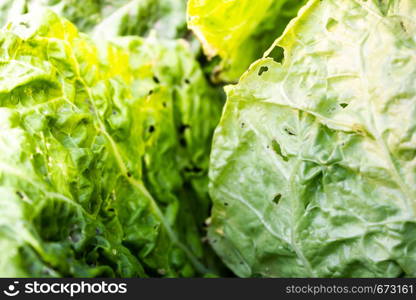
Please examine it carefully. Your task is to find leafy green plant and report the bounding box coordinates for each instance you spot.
[0,9,222,277]
[209,0,416,277]
[187,0,307,82]
[2,0,414,279]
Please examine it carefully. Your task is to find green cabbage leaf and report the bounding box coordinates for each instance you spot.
[209,0,416,277]
[0,9,222,277]
[187,0,307,82]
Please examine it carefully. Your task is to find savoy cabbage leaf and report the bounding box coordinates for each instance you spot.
[0,9,222,277]
[187,0,307,82]
[209,0,416,277]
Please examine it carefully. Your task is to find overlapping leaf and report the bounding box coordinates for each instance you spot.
[187,0,307,82]
[209,0,416,277]
[0,9,222,277]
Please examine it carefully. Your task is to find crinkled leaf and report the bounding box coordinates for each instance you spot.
[102,36,224,275]
[209,0,416,277]
[0,9,222,277]
[187,0,307,82]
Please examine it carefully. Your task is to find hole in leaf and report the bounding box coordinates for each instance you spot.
[179,137,187,147]
[258,66,269,76]
[148,125,155,133]
[272,194,282,205]
[271,140,288,161]
[19,22,29,28]
[268,46,284,63]
[284,127,296,136]
[326,18,338,32]
[179,124,190,134]
[400,20,407,32]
